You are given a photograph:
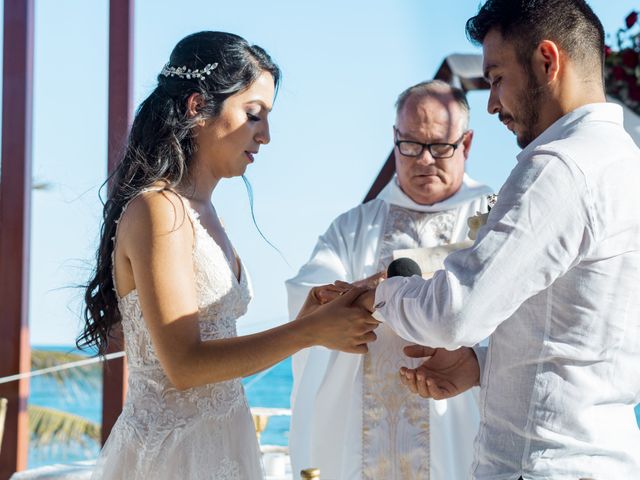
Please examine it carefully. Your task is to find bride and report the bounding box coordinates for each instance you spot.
[78,31,378,479]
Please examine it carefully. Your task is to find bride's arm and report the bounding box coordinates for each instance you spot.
[118,191,377,391]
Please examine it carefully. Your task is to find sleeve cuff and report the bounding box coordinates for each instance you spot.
[371,276,407,323]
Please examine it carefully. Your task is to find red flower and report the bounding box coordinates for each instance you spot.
[622,49,640,69]
[612,65,626,81]
[604,45,612,58]
[628,83,640,102]
[606,12,640,114]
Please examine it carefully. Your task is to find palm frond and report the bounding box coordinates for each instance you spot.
[28,405,100,447]
[30,349,101,388]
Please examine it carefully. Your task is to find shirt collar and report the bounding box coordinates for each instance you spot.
[517,102,624,162]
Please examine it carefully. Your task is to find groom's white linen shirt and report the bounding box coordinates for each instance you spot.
[373,103,640,478]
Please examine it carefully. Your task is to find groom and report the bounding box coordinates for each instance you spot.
[348,1,640,479]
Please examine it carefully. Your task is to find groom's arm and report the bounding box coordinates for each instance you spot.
[354,289,489,393]
[368,152,594,350]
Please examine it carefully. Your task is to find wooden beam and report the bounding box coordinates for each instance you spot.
[0,0,35,477]
[362,151,396,203]
[101,0,134,445]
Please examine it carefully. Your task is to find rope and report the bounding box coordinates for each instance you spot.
[0,351,125,385]
[0,351,281,392]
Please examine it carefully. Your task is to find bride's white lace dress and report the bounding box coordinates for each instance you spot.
[92,200,263,479]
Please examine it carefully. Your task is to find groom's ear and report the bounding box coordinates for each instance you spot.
[534,39,561,84]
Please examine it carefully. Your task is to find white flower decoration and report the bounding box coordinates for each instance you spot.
[467,194,498,240]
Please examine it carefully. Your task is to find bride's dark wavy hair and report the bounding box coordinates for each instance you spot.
[77,31,280,356]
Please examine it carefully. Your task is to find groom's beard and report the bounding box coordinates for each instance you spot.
[514,70,546,149]
[498,65,546,148]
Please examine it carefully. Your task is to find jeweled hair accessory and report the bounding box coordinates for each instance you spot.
[160,62,218,80]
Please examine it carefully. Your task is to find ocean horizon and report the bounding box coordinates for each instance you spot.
[26,345,640,469]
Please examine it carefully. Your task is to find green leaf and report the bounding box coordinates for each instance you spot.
[30,349,101,390]
[28,405,100,448]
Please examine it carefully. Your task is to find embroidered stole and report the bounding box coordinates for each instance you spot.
[362,205,456,480]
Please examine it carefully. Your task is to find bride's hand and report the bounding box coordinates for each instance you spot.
[296,286,380,354]
[297,284,353,319]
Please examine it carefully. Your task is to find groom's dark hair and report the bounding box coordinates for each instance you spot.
[466,0,605,78]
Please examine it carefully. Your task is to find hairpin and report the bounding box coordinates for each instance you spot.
[160,62,218,80]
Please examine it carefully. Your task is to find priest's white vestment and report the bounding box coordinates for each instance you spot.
[286,174,493,480]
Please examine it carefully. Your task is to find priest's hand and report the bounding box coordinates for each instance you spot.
[296,286,380,354]
[399,345,480,400]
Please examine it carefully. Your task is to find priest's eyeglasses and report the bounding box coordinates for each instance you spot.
[394,129,467,159]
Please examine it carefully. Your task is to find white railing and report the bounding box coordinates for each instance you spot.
[0,352,125,385]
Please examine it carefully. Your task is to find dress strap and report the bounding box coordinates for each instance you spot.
[110,186,167,298]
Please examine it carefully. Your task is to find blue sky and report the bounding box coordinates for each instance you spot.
[5,0,637,345]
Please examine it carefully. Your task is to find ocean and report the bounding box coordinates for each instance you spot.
[27,346,640,469]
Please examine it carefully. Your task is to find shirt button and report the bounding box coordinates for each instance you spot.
[374,301,386,309]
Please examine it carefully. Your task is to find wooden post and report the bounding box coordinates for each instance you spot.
[362,151,395,203]
[0,0,35,477]
[0,398,8,455]
[101,0,134,445]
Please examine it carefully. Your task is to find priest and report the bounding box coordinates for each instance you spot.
[286,80,493,479]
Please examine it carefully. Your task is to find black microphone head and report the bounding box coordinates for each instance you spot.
[387,257,422,278]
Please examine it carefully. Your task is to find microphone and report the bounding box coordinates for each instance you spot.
[386,258,422,278]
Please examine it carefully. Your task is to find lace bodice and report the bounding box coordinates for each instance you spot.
[116,205,252,370]
[111,197,253,448]
[94,194,263,479]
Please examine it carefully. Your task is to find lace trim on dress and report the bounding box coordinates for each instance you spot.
[213,458,242,479]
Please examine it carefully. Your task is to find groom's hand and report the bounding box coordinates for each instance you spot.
[352,271,386,289]
[399,345,480,400]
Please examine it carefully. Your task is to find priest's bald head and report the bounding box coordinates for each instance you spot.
[393,80,473,205]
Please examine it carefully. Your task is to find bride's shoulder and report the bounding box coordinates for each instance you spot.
[119,187,193,244]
